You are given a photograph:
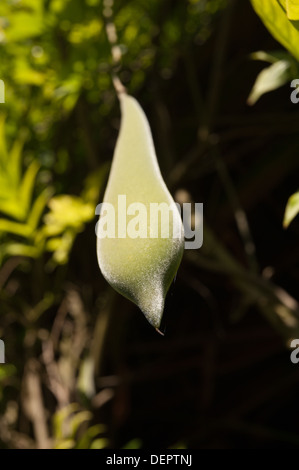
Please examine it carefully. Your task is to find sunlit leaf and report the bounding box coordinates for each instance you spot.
[70,411,93,438]
[7,137,25,188]
[0,176,14,200]
[251,0,299,61]
[3,13,43,42]
[28,188,52,231]
[19,160,40,218]
[89,438,109,449]
[55,439,75,449]
[76,356,96,399]
[0,115,8,165]
[283,191,299,228]
[0,197,27,220]
[52,404,80,440]
[77,424,106,449]
[3,243,41,258]
[44,195,94,236]
[14,67,46,86]
[250,49,294,63]
[247,60,291,105]
[0,219,31,237]
[45,231,74,264]
[282,0,299,20]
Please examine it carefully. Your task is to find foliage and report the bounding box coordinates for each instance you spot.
[249,0,299,223]
[251,0,299,61]
[248,0,299,104]
[53,404,108,449]
[283,191,299,228]
[247,51,299,105]
[0,117,105,265]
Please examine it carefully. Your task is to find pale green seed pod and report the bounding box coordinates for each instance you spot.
[96,94,184,330]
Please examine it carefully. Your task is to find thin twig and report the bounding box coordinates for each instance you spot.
[0,418,35,449]
[205,0,236,133]
[42,338,70,407]
[22,359,50,449]
[0,256,23,291]
[103,0,127,96]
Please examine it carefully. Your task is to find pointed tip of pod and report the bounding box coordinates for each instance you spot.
[138,291,165,330]
[155,328,165,336]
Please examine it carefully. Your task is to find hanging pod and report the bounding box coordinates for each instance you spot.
[96,94,184,330]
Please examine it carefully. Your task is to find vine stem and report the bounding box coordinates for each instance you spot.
[103,0,127,96]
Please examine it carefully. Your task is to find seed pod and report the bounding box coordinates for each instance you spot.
[96,94,184,330]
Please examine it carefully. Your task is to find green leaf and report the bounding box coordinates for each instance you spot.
[0,115,8,165]
[44,195,94,235]
[286,0,299,20]
[0,198,27,221]
[77,425,106,450]
[250,49,294,63]
[7,137,25,188]
[90,438,109,449]
[251,0,299,61]
[4,12,43,42]
[76,356,95,399]
[248,60,291,105]
[45,231,74,264]
[3,243,41,258]
[14,66,46,86]
[55,439,75,450]
[52,404,80,440]
[27,188,52,231]
[69,411,92,438]
[0,219,32,237]
[283,191,299,227]
[19,160,40,218]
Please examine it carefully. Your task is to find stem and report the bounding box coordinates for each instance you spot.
[103,0,127,96]
[205,0,236,133]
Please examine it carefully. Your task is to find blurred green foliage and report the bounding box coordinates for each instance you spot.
[249,0,299,222]
[248,0,299,104]
[251,0,299,61]
[0,114,106,265]
[53,403,108,449]
[247,51,299,105]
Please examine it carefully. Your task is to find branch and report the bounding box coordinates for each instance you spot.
[103,0,127,96]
